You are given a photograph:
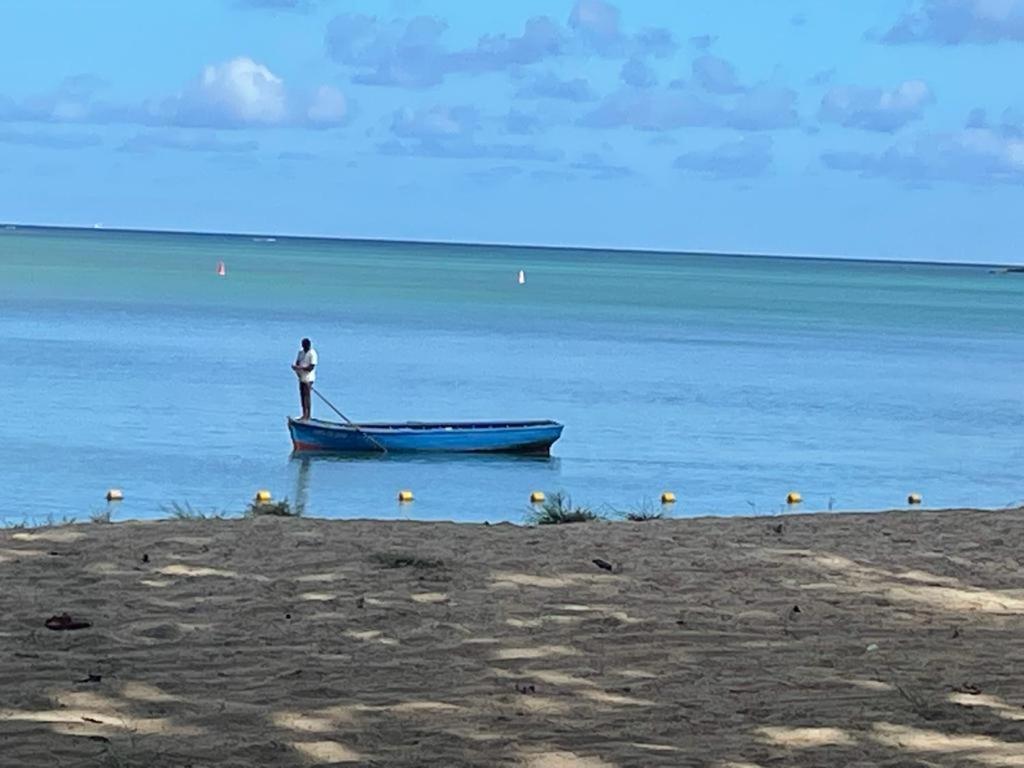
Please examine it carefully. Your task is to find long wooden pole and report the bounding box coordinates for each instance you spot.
[311,387,389,454]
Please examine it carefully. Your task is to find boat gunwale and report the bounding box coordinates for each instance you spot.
[288,418,563,433]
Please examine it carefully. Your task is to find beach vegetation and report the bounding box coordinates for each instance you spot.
[245,498,299,518]
[90,509,113,524]
[621,501,666,522]
[163,502,227,521]
[528,492,602,525]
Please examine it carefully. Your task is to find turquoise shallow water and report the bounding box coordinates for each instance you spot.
[1,226,1022,524]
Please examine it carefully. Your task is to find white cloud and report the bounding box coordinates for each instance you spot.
[173,57,288,126]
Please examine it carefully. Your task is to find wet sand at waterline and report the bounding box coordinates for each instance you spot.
[2,508,1024,766]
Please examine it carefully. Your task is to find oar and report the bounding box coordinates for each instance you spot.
[310,387,389,454]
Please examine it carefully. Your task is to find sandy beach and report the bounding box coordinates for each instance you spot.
[3,508,1024,767]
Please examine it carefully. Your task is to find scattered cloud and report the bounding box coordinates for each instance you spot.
[0,75,121,124]
[569,0,623,54]
[580,84,798,132]
[791,13,809,27]
[306,84,348,124]
[390,104,478,140]
[450,16,565,74]
[278,150,319,162]
[589,48,802,134]
[0,59,348,130]
[580,89,710,130]
[0,128,102,149]
[675,135,773,179]
[876,0,1024,44]
[504,109,543,135]
[631,27,677,58]
[382,104,561,162]
[325,13,564,88]
[334,15,448,88]
[516,71,596,102]
[570,151,634,179]
[568,0,677,58]
[531,168,575,183]
[729,86,800,130]
[689,34,716,50]
[821,120,1024,185]
[325,2,675,89]
[621,58,656,88]
[819,80,933,132]
[118,131,259,153]
[235,0,315,11]
[808,68,836,87]
[966,107,989,128]
[692,54,746,94]
[469,165,524,184]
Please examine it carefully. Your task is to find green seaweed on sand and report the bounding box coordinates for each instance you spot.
[528,492,602,525]
[245,498,299,518]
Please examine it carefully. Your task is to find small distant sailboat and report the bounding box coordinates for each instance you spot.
[216,261,226,277]
[517,269,526,285]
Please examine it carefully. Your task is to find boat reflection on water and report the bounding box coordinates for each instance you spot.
[292,453,313,516]
[288,451,562,521]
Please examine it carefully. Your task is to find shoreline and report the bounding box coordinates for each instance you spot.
[3,502,1022,529]
[3,506,1024,766]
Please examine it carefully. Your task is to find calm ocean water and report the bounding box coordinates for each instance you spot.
[1,226,1021,524]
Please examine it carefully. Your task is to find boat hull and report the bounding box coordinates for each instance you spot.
[288,418,564,455]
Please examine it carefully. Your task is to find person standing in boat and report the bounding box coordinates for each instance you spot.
[292,338,318,421]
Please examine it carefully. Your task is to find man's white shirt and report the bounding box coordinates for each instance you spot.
[297,348,318,383]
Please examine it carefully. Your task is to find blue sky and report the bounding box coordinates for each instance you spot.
[1,0,1023,262]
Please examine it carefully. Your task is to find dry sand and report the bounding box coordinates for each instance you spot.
[2,508,1024,767]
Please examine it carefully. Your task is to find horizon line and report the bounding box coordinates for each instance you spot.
[0,220,1013,270]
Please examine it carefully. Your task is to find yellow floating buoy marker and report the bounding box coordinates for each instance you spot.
[908,493,922,505]
[254,489,272,503]
[106,489,124,502]
[398,490,414,503]
[661,492,677,505]
[787,491,803,505]
[530,491,546,504]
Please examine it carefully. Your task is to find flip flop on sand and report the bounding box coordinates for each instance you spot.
[44,613,92,631]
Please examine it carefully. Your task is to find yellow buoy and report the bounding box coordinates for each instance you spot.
[530,491,546,504]
[254,489,272,503]
[398,490,414,503]
[908,493,922,505]
[106,489,124,502]
[786,492,803,505]
[661,492,677,504]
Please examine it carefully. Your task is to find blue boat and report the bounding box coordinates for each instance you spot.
[288,417,564,455]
